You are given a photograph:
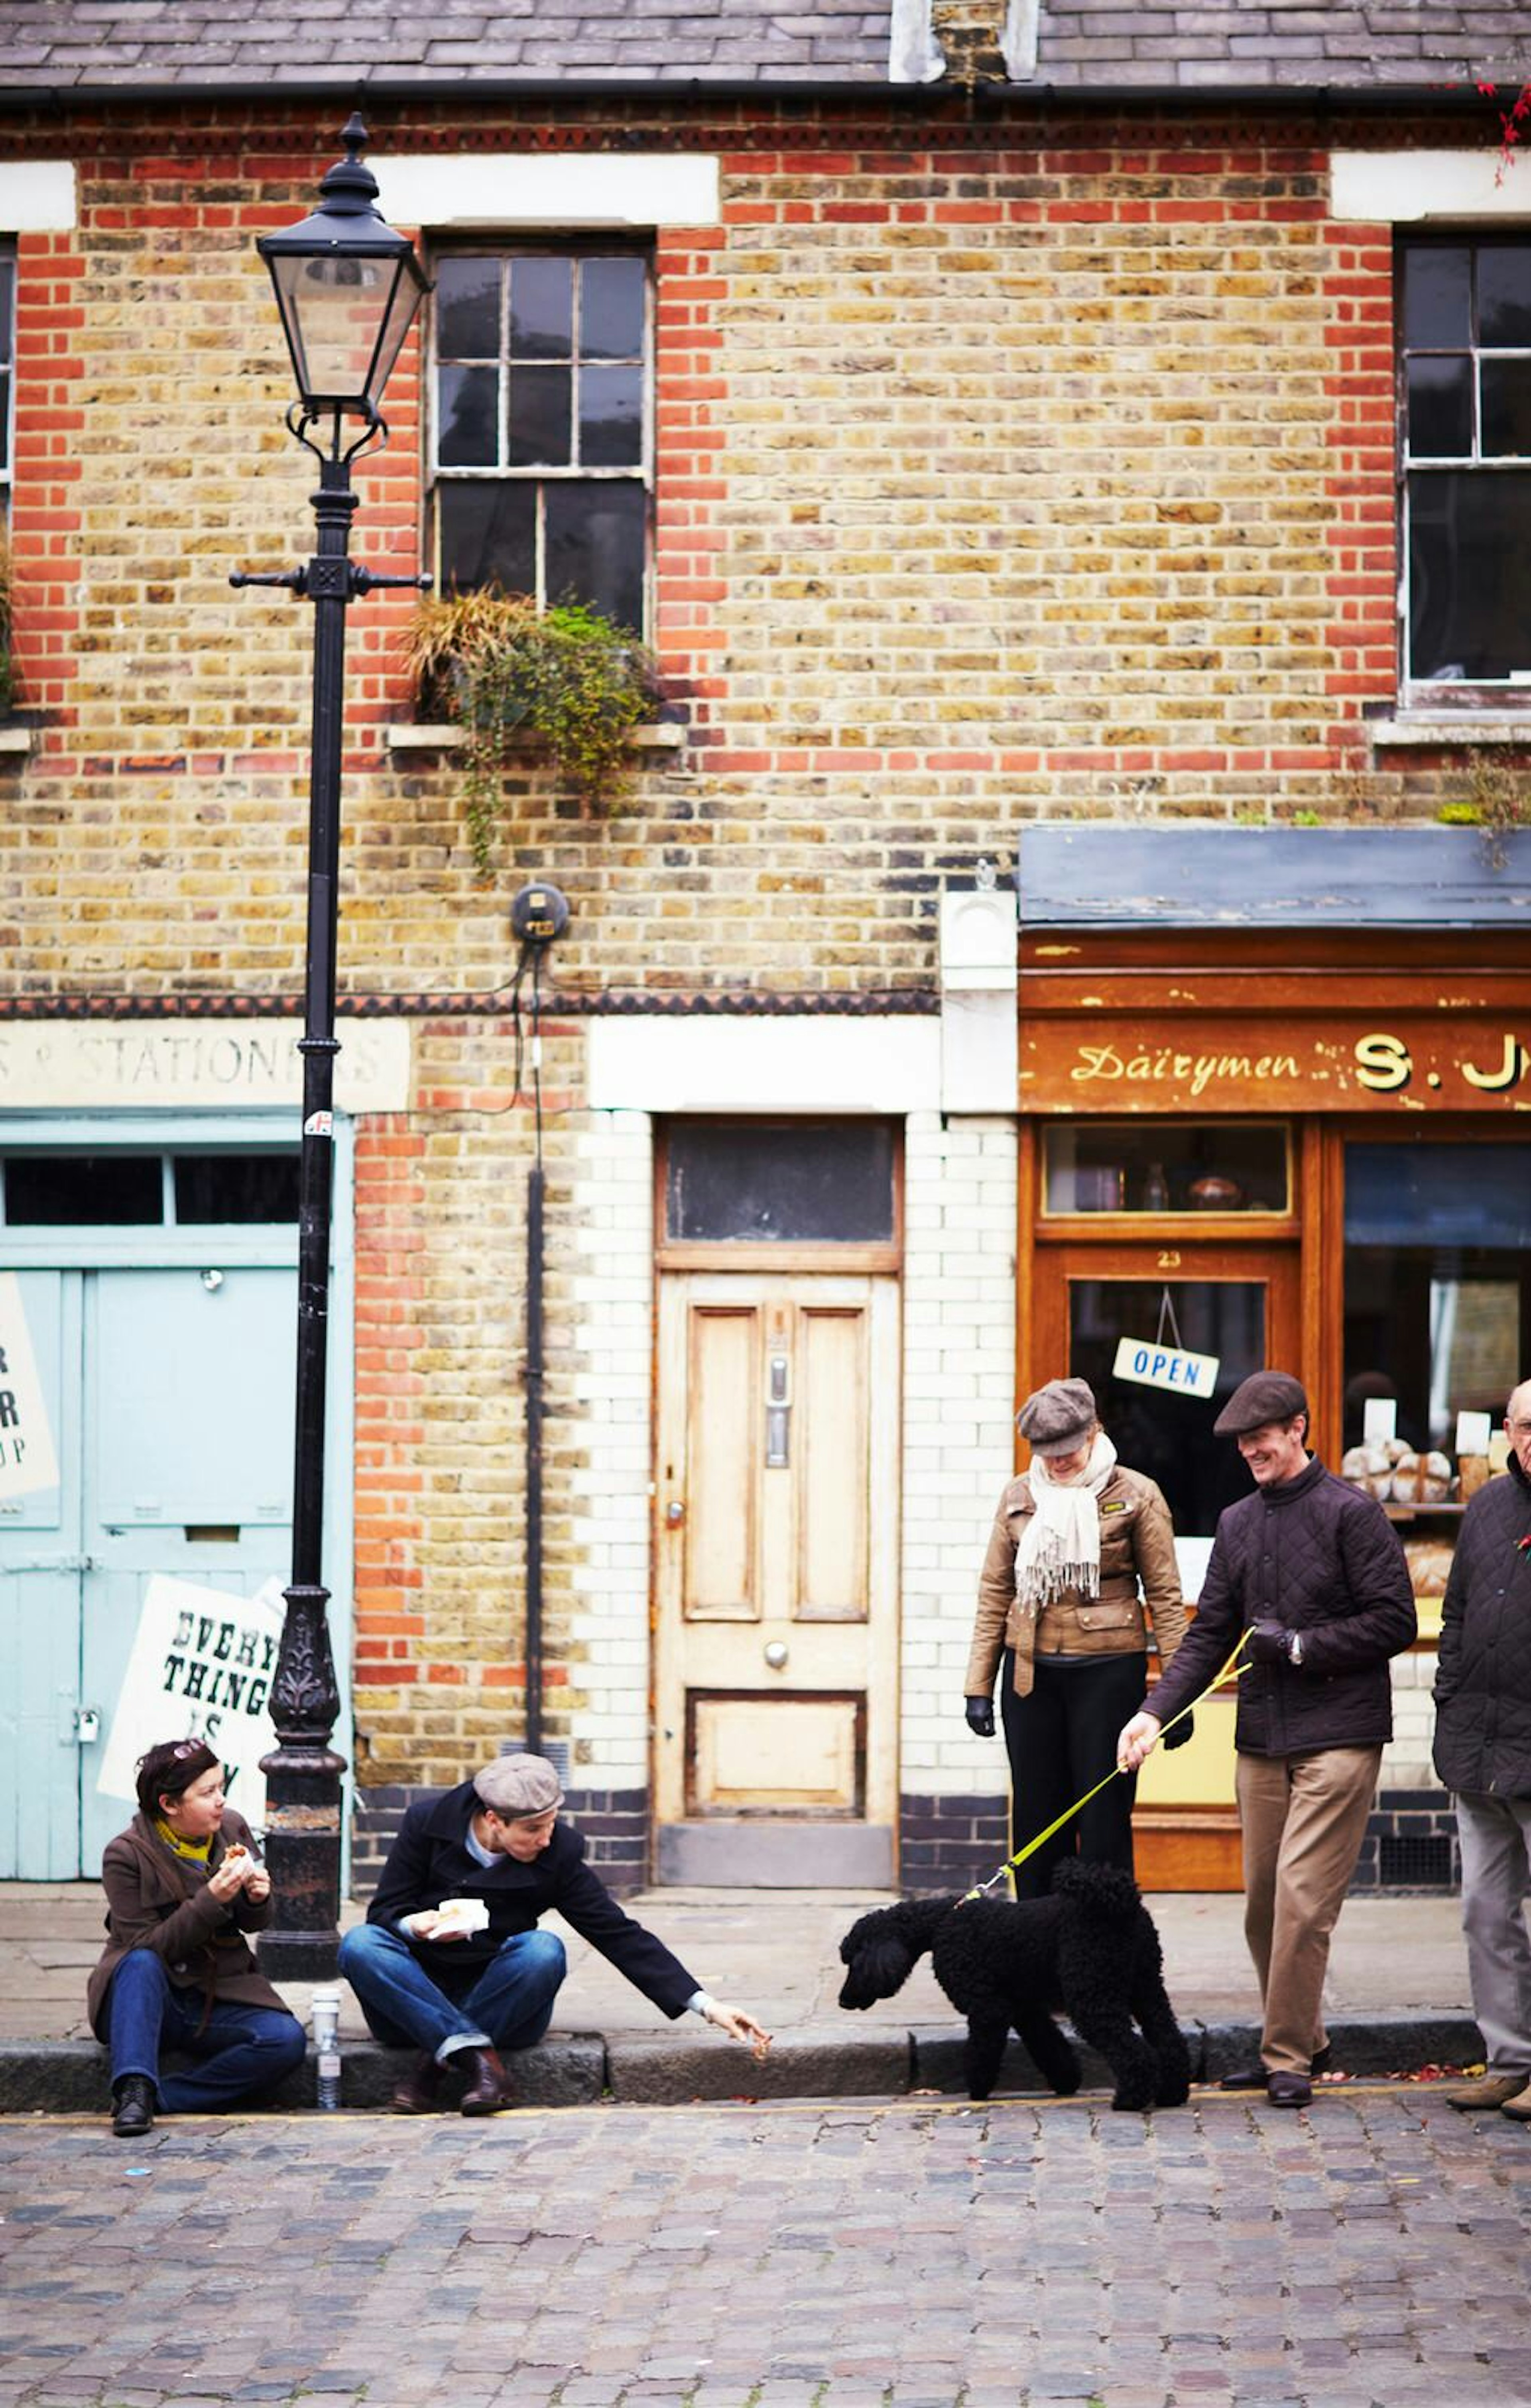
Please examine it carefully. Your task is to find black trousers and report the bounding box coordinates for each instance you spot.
[1000,1647,1146,1901]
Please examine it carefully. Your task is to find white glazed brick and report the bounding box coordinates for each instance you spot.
[901,1113,1017,1800]
[568,1107,657,1774]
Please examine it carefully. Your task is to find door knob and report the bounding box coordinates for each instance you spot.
[764,1642,789,1670]
[665,1500,685,1527]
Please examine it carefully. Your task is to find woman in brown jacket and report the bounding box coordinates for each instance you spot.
[964,1378,1191,1897]
[89,1738,305,2137]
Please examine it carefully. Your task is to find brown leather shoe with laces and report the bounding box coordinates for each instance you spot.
[389,2051,443,2115]
[457,2046,515,2115]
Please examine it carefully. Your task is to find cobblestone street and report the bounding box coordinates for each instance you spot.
[2,2089,1529,2408]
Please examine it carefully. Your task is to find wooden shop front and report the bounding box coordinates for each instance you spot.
[1013,829,1531,1889]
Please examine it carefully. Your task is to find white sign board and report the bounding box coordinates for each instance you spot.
[1112,1335,1221,1400]
[96,1574,285,1831]
[1455,1409,1493,1457]
[1362,1396,1398,1446]
[0,1271,61,1499]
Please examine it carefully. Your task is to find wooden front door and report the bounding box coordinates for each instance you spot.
[654,1270,900,1884]
[1031,1242,1301,1890]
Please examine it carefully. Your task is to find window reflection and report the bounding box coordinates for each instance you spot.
[1343,1143,1531,1453]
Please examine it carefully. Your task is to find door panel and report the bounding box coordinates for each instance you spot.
[0,1272,84,1879]
[80,1268,297,1871]
[655,1272,899,1854]
[1031,1242,1300,1892]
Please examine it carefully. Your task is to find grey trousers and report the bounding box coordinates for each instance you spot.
[1454,1790,1531,2077]
[1235,1746,1382,2076]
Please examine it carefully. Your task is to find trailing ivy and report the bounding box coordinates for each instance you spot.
[403,587,665,876]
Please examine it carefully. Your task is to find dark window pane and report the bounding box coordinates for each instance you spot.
[508,366,572,467]
[1478,246,1531,347]
[545,480,646,626]
[581,256,645,360]
[1408,467,1531,680]
[0,368,9,475]
[666,1122,896,1244]
[1042,1122,1289,1215]
[437,364,500,467]
[1407,356,1473,457]
[581,364,643,467]
[1481,358,1531,455]
[1344,1143,1531,1455]
[173,1154,300,1223]
[0,255,12,364]
[436,257,500,359]
[5,1154,162,1225]
[1067,1280,1267,1540]
[510,257,572,360]
[439,481,537,596]
[1402,245,1471,347]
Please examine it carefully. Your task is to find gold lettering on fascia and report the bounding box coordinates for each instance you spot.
[1067,1042,1302,1099]
[1354,1031,1531,1095]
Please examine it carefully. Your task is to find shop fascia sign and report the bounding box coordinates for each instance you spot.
[1022,1017,1531,1111]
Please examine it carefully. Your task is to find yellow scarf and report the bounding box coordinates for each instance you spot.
[154,1816,213,1867]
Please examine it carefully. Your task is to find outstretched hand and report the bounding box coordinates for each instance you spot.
[704,1999,773,2059]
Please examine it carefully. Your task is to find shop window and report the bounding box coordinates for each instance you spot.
[663,1121,896,1246]
[1400,238,1531,693]
[1343,1141,1531,1454]
[430,248,649,632]
[0,242,12,515]
[1042,1123,1289,1216]
[2,1151,299,1227]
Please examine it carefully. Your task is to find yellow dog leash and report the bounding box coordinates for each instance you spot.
[960,1627,1254,1902]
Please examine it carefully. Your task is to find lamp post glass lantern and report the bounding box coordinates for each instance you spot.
[234,117,427,1977]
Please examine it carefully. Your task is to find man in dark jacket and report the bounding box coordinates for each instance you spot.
[338,1755,770,2113]
[1118,1371,1416,2108]
[1433,1376,1531,2121]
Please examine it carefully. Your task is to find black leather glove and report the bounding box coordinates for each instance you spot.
[964,1695,996,1738]
[1161,1712,1194,1751]
[1246,1618,1298,1667]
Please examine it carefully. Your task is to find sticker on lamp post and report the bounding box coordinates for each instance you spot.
[1112,1336,1221,1398]
[0,1271,61,1499]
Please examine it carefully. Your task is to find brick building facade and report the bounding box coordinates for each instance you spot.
[1,4,1528,1894]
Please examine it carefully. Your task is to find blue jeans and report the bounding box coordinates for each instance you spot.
[338,1922,566,2060]
[104,1949,307,2113]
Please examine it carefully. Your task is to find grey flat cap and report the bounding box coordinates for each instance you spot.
[1017,1377,1097,1457]
[474,1754,565,1820]
[1213,1371,1309,1437]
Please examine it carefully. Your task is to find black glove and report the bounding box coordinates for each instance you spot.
[964,1695,996,1738]
[1246,1618,1298,1667]
[1161,1712,1194,1751]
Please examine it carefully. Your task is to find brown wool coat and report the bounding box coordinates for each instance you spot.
[965,1462,1189,1701]
[86,1808,287,2039]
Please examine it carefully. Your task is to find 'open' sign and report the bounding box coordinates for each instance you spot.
[1112,1336,1220,1398]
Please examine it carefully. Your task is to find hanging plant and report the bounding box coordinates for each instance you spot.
[402,586,666,875]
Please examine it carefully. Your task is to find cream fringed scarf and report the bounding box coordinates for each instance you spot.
[1013,1431,1118,1613]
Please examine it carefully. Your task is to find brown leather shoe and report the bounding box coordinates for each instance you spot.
[457,2046,514,2116]
[389,2051,443,2115]
[1267,2070,1313,2109]
[1444,2072,1530,2111]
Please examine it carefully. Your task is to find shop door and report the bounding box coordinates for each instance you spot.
[0,1266,296,1877]
[1031,1243,1301,1889]
[653,1271,900,1885]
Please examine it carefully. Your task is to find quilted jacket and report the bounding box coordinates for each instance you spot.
[1143,1454,1416,1757]
[1433,1455,1531,1798]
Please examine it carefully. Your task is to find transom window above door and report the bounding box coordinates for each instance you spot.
[1400,237,1531,693]
[0,1150,299,1226]
[658,1121,901,1271]
[430,249,650,632]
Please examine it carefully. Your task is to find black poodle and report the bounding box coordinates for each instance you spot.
[837,1858,1191,2112]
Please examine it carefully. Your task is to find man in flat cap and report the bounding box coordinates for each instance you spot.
[338,1755,771,2113]
[1117,1370,1415,2107]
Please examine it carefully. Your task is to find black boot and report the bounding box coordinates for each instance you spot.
[111,2075,156,2138]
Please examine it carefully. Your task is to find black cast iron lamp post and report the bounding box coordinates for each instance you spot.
[233,116,427,1976]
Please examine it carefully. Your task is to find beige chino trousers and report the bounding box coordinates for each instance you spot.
[1234,1745,1382,2077]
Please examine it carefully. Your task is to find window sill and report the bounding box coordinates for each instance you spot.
[386,720,685,755]
[0,725,36,759]
[1370,714,1531,749]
